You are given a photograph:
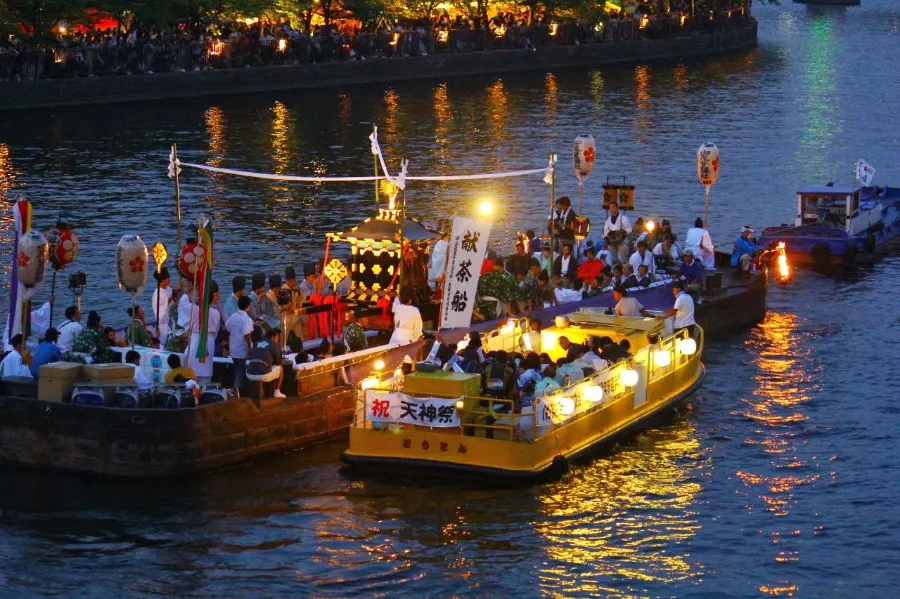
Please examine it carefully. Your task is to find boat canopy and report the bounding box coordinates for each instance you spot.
[797,185,857,196]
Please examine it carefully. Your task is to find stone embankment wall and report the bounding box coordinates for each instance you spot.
[0,20,757,112]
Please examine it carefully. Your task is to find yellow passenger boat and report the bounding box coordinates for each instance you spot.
[341,311,706,481]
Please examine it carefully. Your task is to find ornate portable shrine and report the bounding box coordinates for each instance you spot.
[327,202,441,303]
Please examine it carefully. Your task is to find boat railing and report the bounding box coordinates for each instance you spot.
[530,327,702,440]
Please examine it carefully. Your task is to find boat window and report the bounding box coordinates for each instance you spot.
[799,195,846,228]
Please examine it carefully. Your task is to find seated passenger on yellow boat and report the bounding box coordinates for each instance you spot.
[584,336,610,372]
[535,365,561,397]
[613,286,651,318]
[481,351,518,402]
[517,353,543,388]
[557,335,583,362]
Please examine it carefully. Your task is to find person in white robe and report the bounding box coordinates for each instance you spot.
[389,289,423,345]
[151,267,174,346]
[684,218,716,270]
[602,202,633,264]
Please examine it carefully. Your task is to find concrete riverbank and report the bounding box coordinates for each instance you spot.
[0,20,756,112]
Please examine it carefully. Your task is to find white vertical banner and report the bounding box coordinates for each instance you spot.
[440,216,492,329]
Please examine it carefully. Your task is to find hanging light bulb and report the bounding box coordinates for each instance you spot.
[678,338,698,356]
[621,369,639,387]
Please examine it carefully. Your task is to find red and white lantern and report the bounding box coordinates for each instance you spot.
[17,230,49,289]
[697,142,720,186]
[573,135,596,182]
[47,223,79,270]
[116,234,148,294]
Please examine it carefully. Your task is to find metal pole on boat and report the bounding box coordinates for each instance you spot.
[577,181,584,257]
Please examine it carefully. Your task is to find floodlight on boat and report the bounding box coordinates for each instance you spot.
[394,367,403,378]
[455,399,465,410]
[502,320,517,333]
[556,397,576,416]
[374,359,385,371]
[477,200,494,217]
[361,377,379,390]
[581,385,604,403]
[653,349,671,368]
[621,369,639,387]
[646,220,656,232]
[678,338,697,356]
[554,315,570,329]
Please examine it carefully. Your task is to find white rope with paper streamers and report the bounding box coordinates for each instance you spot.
[167,130,555,185]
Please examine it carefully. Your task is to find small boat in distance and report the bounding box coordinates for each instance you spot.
[759,185,900,266]
[342,312,705,482]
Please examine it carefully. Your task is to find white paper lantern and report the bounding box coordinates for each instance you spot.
[697,142,720,186]
[556,397,576,416]
[653,349,672,368]
[573,135,596,182]
[581,385,604,403]
[678,337,698,356]
[17,230,49,288]
[621,369,639,387]
[116,234,149,295]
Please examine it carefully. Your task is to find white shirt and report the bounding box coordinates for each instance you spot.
[177,293,193,329]
[0,349,32,379]
[225,310,254,359]
[615,297,644,317]
[653,242,681,261]
[132,364,154,390]
[56,319,83,354]
[560,255,572,274]
[684,227,715,269]
[628,249,656,276]
[389,304,423,344]
[603,212,633,238]
[673,292,696,329]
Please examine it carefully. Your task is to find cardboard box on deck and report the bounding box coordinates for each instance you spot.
[38,362,83,402]
[402,372,481,398]
[81,363,135,399]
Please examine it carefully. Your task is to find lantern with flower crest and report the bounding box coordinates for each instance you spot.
[116,234,148,295]
[17,230,49,297]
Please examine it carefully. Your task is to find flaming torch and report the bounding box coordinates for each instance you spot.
[776,242,792,284]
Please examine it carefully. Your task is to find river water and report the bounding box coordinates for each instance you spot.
[2,2,900,597]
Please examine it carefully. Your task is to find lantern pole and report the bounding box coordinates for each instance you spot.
[577,181,585,257]
[549,153,556,268]
[374,155,380,208]
[173,144,183,254]
[704,184,711,230]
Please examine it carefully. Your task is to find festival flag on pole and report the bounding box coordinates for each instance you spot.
[856,159,876,186]
[5,200,32,345]
[195,217,213,361]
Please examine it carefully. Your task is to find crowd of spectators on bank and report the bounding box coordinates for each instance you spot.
[0,0,751,81]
